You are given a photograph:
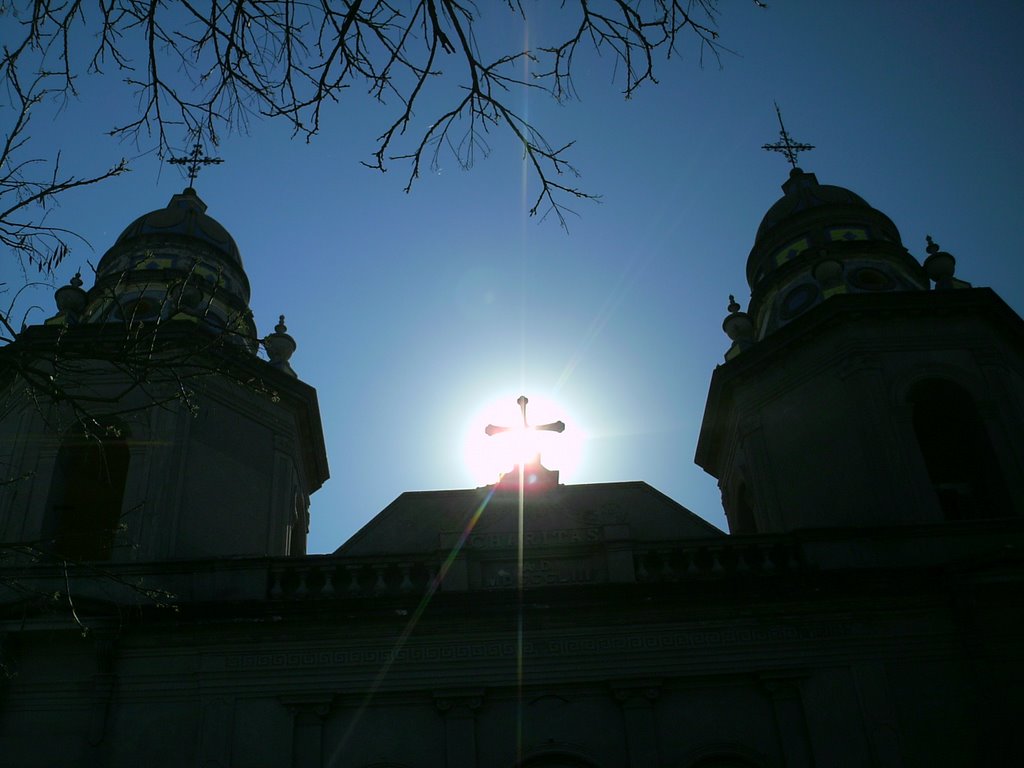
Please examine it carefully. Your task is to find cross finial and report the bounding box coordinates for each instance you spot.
[169,142,224,186]
[762,102,814,169]
[484,396,565,437]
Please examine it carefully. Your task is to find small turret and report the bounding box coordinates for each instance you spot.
[697,113,1023,532]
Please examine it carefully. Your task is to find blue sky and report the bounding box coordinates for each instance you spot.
[4,2,1024,552]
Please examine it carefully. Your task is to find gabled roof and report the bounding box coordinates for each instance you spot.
[336,480,723,556]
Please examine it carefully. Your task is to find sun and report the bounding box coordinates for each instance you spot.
[461,393,585,486]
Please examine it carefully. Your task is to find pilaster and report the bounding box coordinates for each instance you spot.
[281,694,335,768]
[760,671,813,768]
[611,680,661,768]
[434,689,482,768]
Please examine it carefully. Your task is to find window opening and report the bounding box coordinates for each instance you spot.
[49,424,129,560]
[910,379,1010,520]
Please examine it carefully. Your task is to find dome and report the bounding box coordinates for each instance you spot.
[746,168,903,289]
[105,187,243,272]
[755,169,872,242]
[91,186,251,304]
[732,167,928,351]
[84,187,257,350]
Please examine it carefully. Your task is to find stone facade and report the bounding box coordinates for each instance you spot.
[1,509,1020,766]
[1,174,1022,767]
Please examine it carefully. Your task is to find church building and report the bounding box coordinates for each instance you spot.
[0,148,1022,767]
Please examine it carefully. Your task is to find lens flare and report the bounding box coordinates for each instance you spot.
[461,393,584,485]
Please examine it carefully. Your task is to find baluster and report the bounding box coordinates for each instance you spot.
[323,567,336,596]
[399,563,414,592]
[268,568,283,597]
[710,547,725,573]
[373,563,388,593]
[660,549,676,580]
[635,552,650,582]
[346,565,362,595]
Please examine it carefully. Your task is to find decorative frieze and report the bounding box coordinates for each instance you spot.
[220,622,855,671]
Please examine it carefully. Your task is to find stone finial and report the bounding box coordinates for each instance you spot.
[923,235,956,288]
[722,294,754,352]
[52,271,89,320]
[264,314,297,377]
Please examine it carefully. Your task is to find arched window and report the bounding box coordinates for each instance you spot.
[909,379,1009,520]
[48,423,129,560]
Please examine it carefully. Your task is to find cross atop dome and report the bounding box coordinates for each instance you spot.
[169,141,224,186]
[762,102,814,169]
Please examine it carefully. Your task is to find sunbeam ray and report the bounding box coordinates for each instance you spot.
[328,486,497,766]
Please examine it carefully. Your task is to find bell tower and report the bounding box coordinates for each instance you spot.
[695,125,1024,533]
[0,187,329,561]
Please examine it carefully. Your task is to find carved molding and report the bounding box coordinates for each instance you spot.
[279,693,335,718]
[433,689,484,715]
[757,669,808,697]
[837,350,880,381]
[221,623,856,671]
[610,679,661,708]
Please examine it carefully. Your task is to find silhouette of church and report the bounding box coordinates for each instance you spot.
[1,155,1022,767]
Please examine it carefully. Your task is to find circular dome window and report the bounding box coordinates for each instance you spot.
[850,267,894,291]
[779,283,820,320]
[122,297,162,322]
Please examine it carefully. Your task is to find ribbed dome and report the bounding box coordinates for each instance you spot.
[92,186,251,306]
[746,168,904,290]
[755,169,871,242]
[84,187,257,350]
[103,187,242,275]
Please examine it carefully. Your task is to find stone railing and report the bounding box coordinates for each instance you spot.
[633,539,804,582]
[267,558,439,599]
[265,538,806,599]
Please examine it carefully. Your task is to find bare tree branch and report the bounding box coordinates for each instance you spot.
[0,1,760,235]
[0,61,128,273]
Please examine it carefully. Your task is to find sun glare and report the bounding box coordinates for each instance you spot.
[462,394,584,486]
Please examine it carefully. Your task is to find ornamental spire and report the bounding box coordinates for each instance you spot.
[762,102,814,169]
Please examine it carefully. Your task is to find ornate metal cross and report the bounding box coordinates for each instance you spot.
[485,396,565,437]
[762,102,814,168]
[169,142,224,186]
